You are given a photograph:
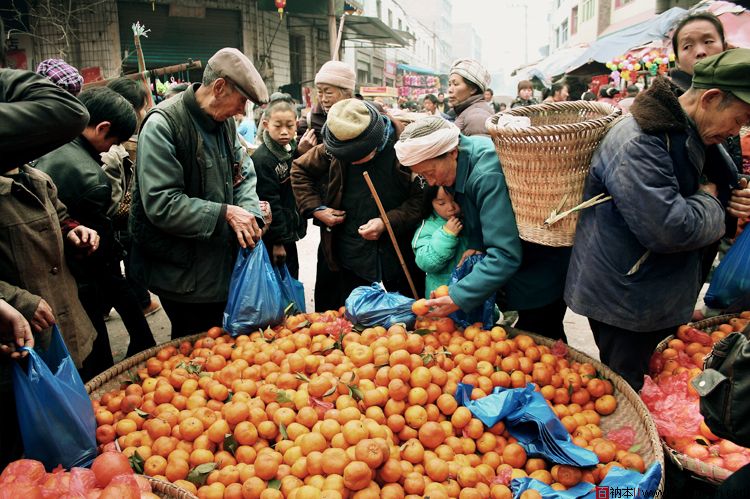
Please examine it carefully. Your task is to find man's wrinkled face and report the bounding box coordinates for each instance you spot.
[409,149,458,187]
[212,79,248,122]
[695,90,750,146]
[317,84,346,113]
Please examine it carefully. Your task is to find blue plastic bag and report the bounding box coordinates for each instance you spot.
[223,241,285,336]
[12,326,97,470]
[455,383,599,467]
[449,255,496,329]
[511,462,662,499]
[705,228,750,309]
[344,283,416,329]
[276,264,306,314]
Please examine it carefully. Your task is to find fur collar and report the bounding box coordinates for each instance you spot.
[630,77,689,135]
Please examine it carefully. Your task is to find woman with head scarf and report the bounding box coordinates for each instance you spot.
[396,117,572,340]
[394,117,521,317]
[447,59,493,137]
[292,99,425,306]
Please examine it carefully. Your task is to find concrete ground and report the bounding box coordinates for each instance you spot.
[106,220,602,363]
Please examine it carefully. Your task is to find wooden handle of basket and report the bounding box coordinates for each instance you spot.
[544,193,612,227]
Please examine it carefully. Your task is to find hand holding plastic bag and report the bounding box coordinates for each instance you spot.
[12,326,97,470]
[223,241,285,336]
[344,283,416,329]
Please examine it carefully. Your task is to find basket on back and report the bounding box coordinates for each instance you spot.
[486,101,621,246]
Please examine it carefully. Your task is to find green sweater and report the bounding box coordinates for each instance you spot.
[412,212,469,296]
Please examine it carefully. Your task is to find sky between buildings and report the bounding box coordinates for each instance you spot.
[451,0,553,95]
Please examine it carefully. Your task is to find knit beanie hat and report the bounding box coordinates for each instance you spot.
[450,59,491,93]
[314,61,356,92]
[322,99,385,163]
[36,58,84,96]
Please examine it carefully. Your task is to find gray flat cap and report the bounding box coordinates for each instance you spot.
[207,48,269,104]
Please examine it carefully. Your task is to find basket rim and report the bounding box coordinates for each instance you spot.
[145,476,199,499]
[486,101,621,137]
[508,328,665,493]
[650,313,742,484]
[85,332,206,395]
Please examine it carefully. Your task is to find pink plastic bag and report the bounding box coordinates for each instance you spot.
[641,372,703,438]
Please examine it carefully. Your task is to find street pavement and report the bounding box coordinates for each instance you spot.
[106,220,601,363]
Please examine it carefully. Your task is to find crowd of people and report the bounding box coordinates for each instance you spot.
[1,13,750,492]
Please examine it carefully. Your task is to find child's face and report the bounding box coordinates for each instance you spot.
[432,187,461,220]
[263,110,297,146]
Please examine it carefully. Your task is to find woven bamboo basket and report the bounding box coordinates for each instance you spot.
[651,314,740,485]
[509,328,665,494]
[486,102,621,247]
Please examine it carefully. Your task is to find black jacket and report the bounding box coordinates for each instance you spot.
[253,142,306,246]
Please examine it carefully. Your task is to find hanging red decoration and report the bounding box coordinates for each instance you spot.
[275,0,286,18]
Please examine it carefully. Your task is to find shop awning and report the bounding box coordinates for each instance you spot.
[512,45,589,84]
[564,6,687,75]
[341,15,410,47]
[397,63,440,75]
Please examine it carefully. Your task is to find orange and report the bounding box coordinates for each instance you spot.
[321,447,350,475]
[419,421,446,449]
[165,458,189,482]
[179,417,204,441]
[594,394,617,415]
[502,443,527,468]
[143,455,168,476]
[343,460,372,491]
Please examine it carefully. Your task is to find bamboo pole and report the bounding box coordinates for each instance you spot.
[332,14,346,61]
[133,30,155,110]
[362,171,419,299]
[82,61,203,89]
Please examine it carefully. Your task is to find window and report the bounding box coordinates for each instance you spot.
[289,35,305,84]
[580,0,594,22]
[560,19,569,45]
[388,9,393,27]
[376,0,382,18]
[615,0,634,7]
[571,6,578,35]
[398,19,402,30]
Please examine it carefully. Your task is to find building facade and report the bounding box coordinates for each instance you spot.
[451,23,482,62]
[549,0,701,51]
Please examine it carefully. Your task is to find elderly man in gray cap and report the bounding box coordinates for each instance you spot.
[129,47,269,338]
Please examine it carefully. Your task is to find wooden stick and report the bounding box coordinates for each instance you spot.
[133,34,155,110]
[82,61,203,89]
[362,171,419,299]
[333,13,346,61]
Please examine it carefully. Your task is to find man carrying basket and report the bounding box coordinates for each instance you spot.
[565,49,750,390]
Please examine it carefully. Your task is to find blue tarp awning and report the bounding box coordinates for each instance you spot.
[397,63,440,75]
[565,6,687,74]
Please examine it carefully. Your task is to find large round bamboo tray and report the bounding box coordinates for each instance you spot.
[509,328,665,494]
[651,314,740,485]
[86,335,203,499]
[486,102,621,247]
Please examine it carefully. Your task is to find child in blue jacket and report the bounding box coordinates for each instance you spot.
[412,186,469,296]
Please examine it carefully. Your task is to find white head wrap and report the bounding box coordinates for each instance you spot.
[394,118,461,167]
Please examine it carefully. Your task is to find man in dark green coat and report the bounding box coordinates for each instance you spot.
[129,48,269,338]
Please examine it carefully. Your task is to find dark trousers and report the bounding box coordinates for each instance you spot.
[515,297,568,342]
[121,232,152,309]
[284,242,300,280]
[314,242,342,312]
[161,299,226,339]
[77,284,115,382]
[589,318,674,391]
[715,462,750,499]
[0,388,23,470]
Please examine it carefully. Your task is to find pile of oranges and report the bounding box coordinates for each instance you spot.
[91,310,649,499]
[648,313,750,473]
